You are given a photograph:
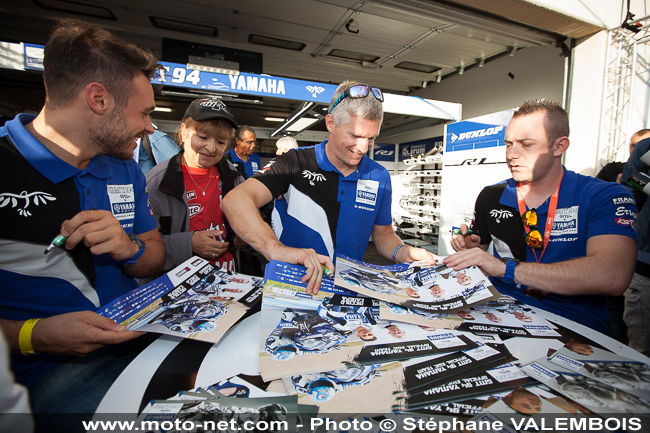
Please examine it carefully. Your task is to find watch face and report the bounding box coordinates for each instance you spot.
[128,233,144,248]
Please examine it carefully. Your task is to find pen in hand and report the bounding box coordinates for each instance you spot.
[450,228,479,236]
[44,207,96,254]
[321,264,334,279]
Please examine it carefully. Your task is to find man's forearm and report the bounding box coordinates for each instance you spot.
[513,255,633,296]
[123,238,165,278]
[0,318,23,353]
[221,186,280,260]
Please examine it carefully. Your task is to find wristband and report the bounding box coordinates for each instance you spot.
[393,244,406,263]
[18,318,40,355]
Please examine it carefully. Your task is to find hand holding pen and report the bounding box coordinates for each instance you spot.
[45,208,140,262]
[450,224,481,252]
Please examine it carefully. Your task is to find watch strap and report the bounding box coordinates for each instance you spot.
[118,233,145,265]
[501,258,518,283]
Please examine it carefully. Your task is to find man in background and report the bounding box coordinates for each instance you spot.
[621,132,650,355]
[226,125,261,179]
[597,129,650,183]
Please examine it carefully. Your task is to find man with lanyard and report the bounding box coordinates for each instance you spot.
[222,80,436,294]
[226,125,261,179]
[446,100,637,334]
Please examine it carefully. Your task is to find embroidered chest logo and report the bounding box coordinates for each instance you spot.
[0,191,56,217]
[302,170,326,186]
[489,209,513,223]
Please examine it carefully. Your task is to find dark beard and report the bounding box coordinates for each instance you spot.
[89,106,136,160]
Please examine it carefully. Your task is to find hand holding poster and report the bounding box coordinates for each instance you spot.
[98,256,263,344]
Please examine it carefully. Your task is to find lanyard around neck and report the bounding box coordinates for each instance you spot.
[516,173,563,263]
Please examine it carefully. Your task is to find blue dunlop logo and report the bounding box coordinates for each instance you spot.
[450,126,504,143]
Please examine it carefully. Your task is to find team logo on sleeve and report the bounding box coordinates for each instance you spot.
[612,197,635,206]
[107,184,135,221]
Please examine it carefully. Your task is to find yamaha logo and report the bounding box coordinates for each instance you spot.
[306,86,325,98]
[302,170,326,186]
[489,209,513,223]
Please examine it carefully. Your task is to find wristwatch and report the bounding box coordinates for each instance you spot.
[118,233,146,265]
[500,258,519,283]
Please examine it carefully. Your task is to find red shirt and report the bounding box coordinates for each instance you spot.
[183,164,234,270]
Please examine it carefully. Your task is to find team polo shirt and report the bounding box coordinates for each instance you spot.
[226,148,261,179]
[471,167,637,334]
[0,114,157,386]
[252,141,392,261]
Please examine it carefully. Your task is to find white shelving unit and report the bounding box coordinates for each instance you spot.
[394,153,443,254]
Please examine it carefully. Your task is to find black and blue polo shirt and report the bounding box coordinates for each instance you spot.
[253,141,392,261]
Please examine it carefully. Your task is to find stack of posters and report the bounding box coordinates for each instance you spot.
[333,255,500,314]
[258,260,485,415]
[456,296,563,338]
[521,341,650,416]
[98,256,263,344]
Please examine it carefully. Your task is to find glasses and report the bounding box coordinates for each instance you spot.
[522,208,543,249]
[329,85,383,114]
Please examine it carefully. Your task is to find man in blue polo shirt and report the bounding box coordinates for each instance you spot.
[0,19,164,426]
[226,125,261,179]
[222,80,436,294]
[446,100,637,334]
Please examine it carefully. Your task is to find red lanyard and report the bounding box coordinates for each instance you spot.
[516,173,562,263]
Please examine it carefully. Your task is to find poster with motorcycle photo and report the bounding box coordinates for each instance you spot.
[97,256,263,344]
[334,255,501,313]
[259,260,477,381]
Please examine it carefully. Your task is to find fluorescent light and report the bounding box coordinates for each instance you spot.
[286,118,320,132]
[187,64,239,76]
[271,102,314,137]
[248,34,305,51]
[33,0,116,20]
[154,107,173,112]
[150,17,217,37]
[265,117,286,122]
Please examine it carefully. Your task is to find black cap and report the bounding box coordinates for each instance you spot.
[183,98,238,129]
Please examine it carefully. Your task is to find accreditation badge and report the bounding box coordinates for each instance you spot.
[356,179,379,206]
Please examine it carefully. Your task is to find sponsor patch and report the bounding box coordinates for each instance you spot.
[616,217,635,226]
[615,206,637,219]
[107,184,135,221]
[356,179,379,206]
[188,204,202,218]
[552,206,578,236]
[612,196,635,206]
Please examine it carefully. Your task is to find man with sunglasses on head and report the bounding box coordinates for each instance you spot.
[222,80,436,294]
[446,100,637,334]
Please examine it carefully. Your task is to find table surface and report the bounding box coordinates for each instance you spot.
[95,305,650,416]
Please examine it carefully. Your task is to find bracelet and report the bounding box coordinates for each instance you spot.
[393,244,406,263]
[18,318,40,355]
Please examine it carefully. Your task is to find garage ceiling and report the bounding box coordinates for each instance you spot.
[0,0,601,134]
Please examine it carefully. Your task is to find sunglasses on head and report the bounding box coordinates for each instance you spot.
[522,208,543,249]
[329,85,383,114]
